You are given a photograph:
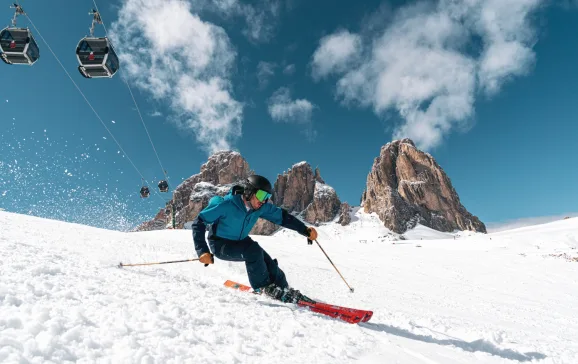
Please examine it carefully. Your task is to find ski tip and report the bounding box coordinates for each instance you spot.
[118,262,123,268]
[224,280,252,292]
[362,311,373,322]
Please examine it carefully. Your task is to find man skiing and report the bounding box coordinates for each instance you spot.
[192,175,318,303]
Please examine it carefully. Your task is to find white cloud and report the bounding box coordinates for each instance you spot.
[312,0,543,150]
[110,0,242,154]
[473,0,541,94]
[257,61,276,89]
[205,0,282,43]
[176,76,242,151]
[267,87,315,124]
[311,30,362,80]
[239,0,281,43]
[283,64,295,75]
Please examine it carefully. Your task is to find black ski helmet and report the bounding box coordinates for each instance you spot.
[244,175,273,197]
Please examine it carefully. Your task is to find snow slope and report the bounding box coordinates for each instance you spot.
[1,210,578,363]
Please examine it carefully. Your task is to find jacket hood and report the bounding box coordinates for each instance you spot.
[225,184,249,211]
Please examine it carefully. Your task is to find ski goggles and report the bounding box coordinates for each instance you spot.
[255,189,272,203]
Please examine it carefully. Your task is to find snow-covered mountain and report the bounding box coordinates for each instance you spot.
[2,210,577,363]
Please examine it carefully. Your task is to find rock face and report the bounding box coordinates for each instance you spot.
[303,182,341,225]
[361,139,486,234]
[175,151,252,230]
[135,209,171,231]
[273,162,317,212]
[134,151,252,231]
[337,202,352,226]
[134,153,343,234]
[249,216,279,235]
[173,151,251,210]
[273,162,341,225]
[252,162,342,233]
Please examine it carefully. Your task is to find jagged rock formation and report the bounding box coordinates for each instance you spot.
[173,151,251,209]
[134,153,342,234]
[337,202,352,226]
[136,142,483,236]
[273,162,318,212]
[184,182,231,226]
[250,216,279,235]
[134,209,171,231]
[303,182,341,225]
[174,151,252,230]
[252,163,342,233]
[361,138,486,234]
[273,162,341,225]
[134,151,251,231]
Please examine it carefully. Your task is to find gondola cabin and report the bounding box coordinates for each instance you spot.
[76,37,119,78]
[140,186,150,198]
[158,180,169,193]
[0,27,39,65]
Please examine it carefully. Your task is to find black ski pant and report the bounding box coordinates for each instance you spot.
[209,236,288,290]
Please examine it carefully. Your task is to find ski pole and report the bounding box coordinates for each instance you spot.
[309,239,355,293]
[118,258,199,268]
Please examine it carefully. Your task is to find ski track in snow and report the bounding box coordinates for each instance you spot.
[1,211,578,363]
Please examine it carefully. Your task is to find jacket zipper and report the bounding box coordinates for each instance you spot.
[239,211,250,240]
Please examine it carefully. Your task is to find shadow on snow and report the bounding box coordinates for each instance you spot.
[360,322,546,362]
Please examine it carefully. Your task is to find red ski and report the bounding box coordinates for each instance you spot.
[297,300,373,323]
[224,280,373,324]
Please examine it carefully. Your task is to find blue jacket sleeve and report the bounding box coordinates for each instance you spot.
[259,203,309,236]
[192,196,227,256]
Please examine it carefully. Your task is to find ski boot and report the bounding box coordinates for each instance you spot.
[260,283,304,304]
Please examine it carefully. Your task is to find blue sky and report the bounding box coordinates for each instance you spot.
[1,0,577,231]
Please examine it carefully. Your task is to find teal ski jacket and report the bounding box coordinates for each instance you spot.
[192,186,309,256]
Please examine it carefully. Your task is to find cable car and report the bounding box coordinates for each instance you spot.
[0,4,39,65]
[158,180,169,193]
[140,186,150,198]
[0,27,39,65]
[76,10,119,79]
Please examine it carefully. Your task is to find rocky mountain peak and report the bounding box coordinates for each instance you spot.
[136,151,252,231]
[135,152,343,233]
[361,139,486,234]
[135,141,485,236]
[273,162,340,221]
[196,150,251,186]
[251,162,342,234]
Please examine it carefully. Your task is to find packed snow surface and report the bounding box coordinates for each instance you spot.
[1,210,578,363]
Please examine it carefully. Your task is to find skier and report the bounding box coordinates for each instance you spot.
[192,175,318,303]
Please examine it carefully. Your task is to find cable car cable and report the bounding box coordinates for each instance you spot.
[16,0,171,211]
[16,3,166,205]
[124,78,171,186]
[91,0,172,190]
